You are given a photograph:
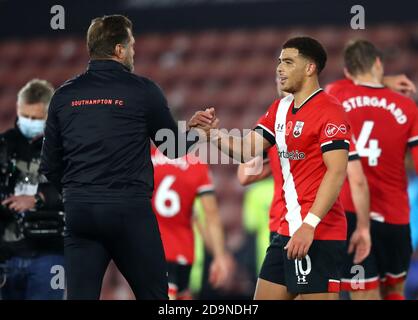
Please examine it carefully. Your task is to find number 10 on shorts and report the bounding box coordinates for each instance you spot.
[294,255,312,285]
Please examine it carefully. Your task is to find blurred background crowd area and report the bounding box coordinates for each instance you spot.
[1,0,418,299]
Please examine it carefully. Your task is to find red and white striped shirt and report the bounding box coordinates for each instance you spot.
[256,89,350,240]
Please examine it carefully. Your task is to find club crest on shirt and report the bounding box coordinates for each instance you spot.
[325,123,347,138]
[293,121,304,138]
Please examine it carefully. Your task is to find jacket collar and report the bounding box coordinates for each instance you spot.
[87,59,130,72]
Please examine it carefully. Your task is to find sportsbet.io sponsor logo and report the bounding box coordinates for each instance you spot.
[279,150,306,160]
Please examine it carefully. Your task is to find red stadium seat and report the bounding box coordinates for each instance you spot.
[0,40,25,67]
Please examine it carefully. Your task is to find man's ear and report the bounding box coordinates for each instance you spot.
[306,62,317,77]
[374,57,384,73]
[373,57,385,80]
[114,43,125,59]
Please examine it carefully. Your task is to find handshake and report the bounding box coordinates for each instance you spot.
[187,107,221,141]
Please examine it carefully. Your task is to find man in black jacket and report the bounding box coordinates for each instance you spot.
[0,79,64,300]
[40,15,202,300]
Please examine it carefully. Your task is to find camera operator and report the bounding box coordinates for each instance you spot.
[0,79,64,300]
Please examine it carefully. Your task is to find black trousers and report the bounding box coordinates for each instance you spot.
[64,200,168,300]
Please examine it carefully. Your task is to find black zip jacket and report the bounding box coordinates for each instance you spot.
[40,59,198,203]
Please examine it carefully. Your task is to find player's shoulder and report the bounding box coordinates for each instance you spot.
[325,78,354,95]
[269,96,294,113]
[318,90,345,110]
[315,91,348,125]
[268,98,282,109]
[258,98,283,123]
[383,87,417,111]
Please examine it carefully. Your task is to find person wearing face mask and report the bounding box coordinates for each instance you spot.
[0,79,65,300]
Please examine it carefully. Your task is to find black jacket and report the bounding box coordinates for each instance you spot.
[0,125,63,256]
[40,59,197,203]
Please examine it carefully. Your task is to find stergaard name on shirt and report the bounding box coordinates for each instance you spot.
[342,96,407,124]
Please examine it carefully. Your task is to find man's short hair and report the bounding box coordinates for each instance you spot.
[282,36,327,74]
[17,79,54,109]
[344,40,383,76]
[87,15,133,59]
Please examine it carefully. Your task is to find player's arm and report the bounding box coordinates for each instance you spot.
[237,155,272,186]
[212,129,272,163]
[347,158,371,264]
[198,192,229,288]
[347,159,370,230]
[147,81,200,159]
[188,105,277,163]
[309,149,348,219]
[285,149,348,260]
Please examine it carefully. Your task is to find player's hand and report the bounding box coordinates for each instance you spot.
[209,253,233,289]
[284,223,315,260]
[188,108,216,128]
[348,226,371,264]
[2,195,36,212]
[383,74,417,96]
[188,108,219,141]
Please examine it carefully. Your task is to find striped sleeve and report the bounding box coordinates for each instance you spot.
[409,136,418,147]
[196,164,215,197]
[320,139,350,153]
[319,104,351,153]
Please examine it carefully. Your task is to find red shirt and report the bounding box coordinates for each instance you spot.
[151,147,214,265]
[256,89,350,240]
[254,114,284,233]
[326,79,418,224]
[265,146,284,233]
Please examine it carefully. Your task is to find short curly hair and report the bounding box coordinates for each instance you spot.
[283,36,327,74]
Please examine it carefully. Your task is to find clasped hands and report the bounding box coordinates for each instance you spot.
[187,107,220,141]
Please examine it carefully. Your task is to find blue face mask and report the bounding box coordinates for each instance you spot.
[17,116,46,139]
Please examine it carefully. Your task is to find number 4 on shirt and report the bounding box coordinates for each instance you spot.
[354,121,382,167]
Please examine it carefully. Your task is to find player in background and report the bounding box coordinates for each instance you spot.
[151,146,229,300]
[326,40,418,300]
